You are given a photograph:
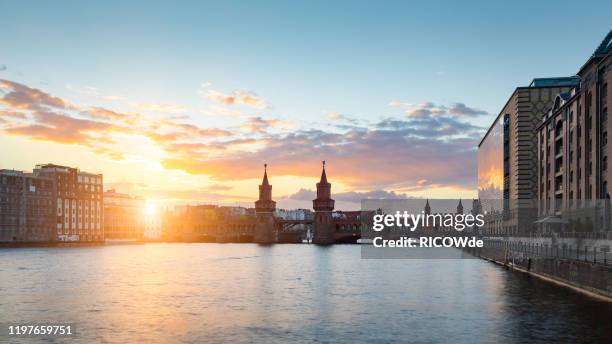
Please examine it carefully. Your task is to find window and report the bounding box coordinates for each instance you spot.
[555,120,563,137]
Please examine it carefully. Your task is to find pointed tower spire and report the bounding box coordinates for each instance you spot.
[424,199,431,214]
[255,163,275,213]
[262,163,270,186]
[313,160,334,211]
[457,198,464,214]
[320,160,328,184]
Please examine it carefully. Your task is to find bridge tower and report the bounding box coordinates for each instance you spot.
[313,161,335,245]
[254,164,277,244]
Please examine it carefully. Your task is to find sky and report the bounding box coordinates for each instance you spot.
[0,0,611,210]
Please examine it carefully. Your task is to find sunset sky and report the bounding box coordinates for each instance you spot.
[1,1,611,209]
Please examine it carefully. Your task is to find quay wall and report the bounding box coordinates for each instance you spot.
[471,237,612,300]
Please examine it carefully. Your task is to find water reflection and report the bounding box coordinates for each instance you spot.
[0,244,610,343]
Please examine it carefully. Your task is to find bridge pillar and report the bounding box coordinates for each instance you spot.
[254,164,277,244]
[313,211,334,245]
[254,211,277,244]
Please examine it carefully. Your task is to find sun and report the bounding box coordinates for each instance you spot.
[145,203,157,216]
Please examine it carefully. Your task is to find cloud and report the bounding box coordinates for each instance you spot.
[0,79,67,110]
[394,101,489,118]
[405,102,448,118]
[128,102,189,114]
[0,64,6,72]
[66,84,126,101]
[208,106,243,118]
[0,109,27,119]
[1,78,485,193]
[83,107,131,121]
[448,102,488,116]
[161,116,483,191]
[103,182,248,203]
[388,100,412,108]
[4,110,119,145]
[204,89,268,109]
[204,184,233,191]
[326,112,359,124]
[0,79,233,160]
[285,188,412,203]
[240,116,281,134]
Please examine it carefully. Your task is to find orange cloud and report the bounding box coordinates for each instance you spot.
[0,79,66,110]
[4,110,119,145]
[240,116,281,134]
[205,89,268,109]
[1,79,233,160]
[0,109,27,119]
[1,78,485,194]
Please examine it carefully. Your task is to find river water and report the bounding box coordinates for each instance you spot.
[0,244,610,343]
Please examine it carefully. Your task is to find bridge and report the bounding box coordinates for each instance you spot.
[275,215,364,244]
[161,162,367,244]
[254,162,366,245]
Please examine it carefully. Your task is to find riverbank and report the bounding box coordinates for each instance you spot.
[0,240,150,248]
[469,245,612,302]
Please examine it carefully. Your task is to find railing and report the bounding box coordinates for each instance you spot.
[481,231,612,240]
[556,231,612,239]
[483,239,611,265]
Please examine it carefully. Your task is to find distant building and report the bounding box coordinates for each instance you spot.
[218,206,249,218]
[103,189,145,240]
[162,204,255,242]
[276,208,313,232]
[33,163,103,242]
[275,208,313,221]
[145,212,162,240]
[0,169,55,242]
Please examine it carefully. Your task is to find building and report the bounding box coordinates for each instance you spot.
[103,189,145,240]
[275,208,313,221]
[478,76,579,235]
[161,204,256,242]
[536,31,612,231]
[0,169,55,242]
[145,211,162,240]
[162,204,220,241]
[313,161,335,245]
[254,164,277,244]
[33,164,103,242]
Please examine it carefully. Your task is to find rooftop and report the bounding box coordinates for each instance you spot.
[592,30,612,57]
[528,76,580,88]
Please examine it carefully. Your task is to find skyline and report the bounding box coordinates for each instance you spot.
[1,1,611,209]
